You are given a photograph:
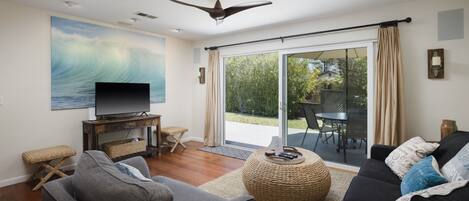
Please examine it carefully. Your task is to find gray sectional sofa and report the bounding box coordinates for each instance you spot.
[42,151,253,201]
[343,131,469,201]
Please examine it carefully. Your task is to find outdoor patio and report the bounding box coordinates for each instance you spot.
[225,121,367,166]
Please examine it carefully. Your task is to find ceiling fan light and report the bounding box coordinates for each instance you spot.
[215,18,224,25]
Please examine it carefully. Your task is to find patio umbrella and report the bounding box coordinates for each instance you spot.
[290,48,367,113]
[289,48,366,60]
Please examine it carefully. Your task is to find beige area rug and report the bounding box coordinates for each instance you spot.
[199,168,356,201]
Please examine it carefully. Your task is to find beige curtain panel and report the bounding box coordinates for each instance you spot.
[204,50,222,147]
[374,26,406,146]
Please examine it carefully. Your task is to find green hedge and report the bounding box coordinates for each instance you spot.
[225,53,279,117]
[225,52,366,118]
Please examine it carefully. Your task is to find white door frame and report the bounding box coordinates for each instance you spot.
[279,40,376,159]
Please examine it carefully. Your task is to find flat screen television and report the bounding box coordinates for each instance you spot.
[95,82,150,116]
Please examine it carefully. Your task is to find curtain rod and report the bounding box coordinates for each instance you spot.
[204,17,412,51]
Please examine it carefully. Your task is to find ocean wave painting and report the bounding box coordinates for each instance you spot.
[51,16,165,110]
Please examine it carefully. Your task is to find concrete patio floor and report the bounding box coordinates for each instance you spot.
[225,121,366,166]
[225,121,304,147]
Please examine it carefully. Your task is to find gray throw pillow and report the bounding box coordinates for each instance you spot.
[441,143,469,182]
[72,151,173,201]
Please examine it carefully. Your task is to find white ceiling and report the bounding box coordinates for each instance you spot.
[8,0,411,41]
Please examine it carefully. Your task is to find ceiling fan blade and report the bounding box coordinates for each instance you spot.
[169,0,214,13]
[224,1,272,18]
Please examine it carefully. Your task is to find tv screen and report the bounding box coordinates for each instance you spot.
[95,82,150,116]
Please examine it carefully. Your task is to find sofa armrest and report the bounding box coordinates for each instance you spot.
[371,144,396,161]
[42,177,76,201]
[119,156,151,178]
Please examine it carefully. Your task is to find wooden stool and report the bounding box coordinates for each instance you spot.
[159,127,188,152]
[22,145,76,191]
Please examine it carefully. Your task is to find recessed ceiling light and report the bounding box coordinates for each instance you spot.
[64,1,79,8]
[117,18,138,26]
[172,29,183,33]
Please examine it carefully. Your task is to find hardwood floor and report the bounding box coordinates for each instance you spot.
[146,141,244,186]
[0,141,244,201]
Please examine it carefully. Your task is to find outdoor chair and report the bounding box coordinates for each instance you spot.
[320,89,346,113]
[342,112,367,162]
[319,89,346,130]
[300,104,338,151]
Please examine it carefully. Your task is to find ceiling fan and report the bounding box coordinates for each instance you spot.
[169,0,273,24]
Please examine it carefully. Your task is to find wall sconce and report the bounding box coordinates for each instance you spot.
[198,67,205,84]
[428,49,444,79]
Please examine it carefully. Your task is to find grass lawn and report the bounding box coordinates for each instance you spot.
[225,112,307,129]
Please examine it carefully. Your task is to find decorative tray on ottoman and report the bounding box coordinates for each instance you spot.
[264,146,305,165]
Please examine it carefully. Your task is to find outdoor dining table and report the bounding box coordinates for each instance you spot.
[315,112,349,162]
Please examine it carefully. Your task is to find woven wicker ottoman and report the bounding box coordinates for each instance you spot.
[242,148,331,201]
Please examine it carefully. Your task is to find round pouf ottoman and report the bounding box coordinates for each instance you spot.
[242,148,331,201]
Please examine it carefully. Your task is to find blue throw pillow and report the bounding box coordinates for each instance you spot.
[401,156,447,195]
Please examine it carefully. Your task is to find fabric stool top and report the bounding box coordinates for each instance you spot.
[22,145,76,164]
[161,127,188,136]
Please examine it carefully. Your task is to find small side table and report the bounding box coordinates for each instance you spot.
[242,148,331,201]
[159,127,188,152]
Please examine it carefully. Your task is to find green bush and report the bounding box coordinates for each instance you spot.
[286,57,320,118]
[225,53,320,118]
[224,53,367,118]
[225,53,279,117]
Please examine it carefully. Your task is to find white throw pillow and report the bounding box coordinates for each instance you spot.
[115,162,153,182]
[385,137,439,179]
[441,143,469,182]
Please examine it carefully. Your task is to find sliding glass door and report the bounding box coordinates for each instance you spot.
[223,52,279,148]
[281,43,374,167]
[220,42,374,167]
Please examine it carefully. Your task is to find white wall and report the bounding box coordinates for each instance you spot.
[0,1,194,187]
[192,0,469,142]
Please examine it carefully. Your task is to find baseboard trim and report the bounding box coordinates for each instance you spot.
[0,174,30,188]
[182,136,204,143]
[325,161,360,173]
[0,164,76,188]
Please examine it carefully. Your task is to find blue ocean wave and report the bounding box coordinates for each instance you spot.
[51,17,166,110]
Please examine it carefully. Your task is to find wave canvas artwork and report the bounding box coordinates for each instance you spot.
[51,16,165,110]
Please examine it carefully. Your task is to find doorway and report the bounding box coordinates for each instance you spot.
[280,42,375,167]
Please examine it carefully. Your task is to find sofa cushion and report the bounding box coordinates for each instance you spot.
[343,176,401,201]
[153,176,227,201]
[358,159,401,185]
[432,131,469,167]
[385,137,439,179]
[72,151,173,201]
